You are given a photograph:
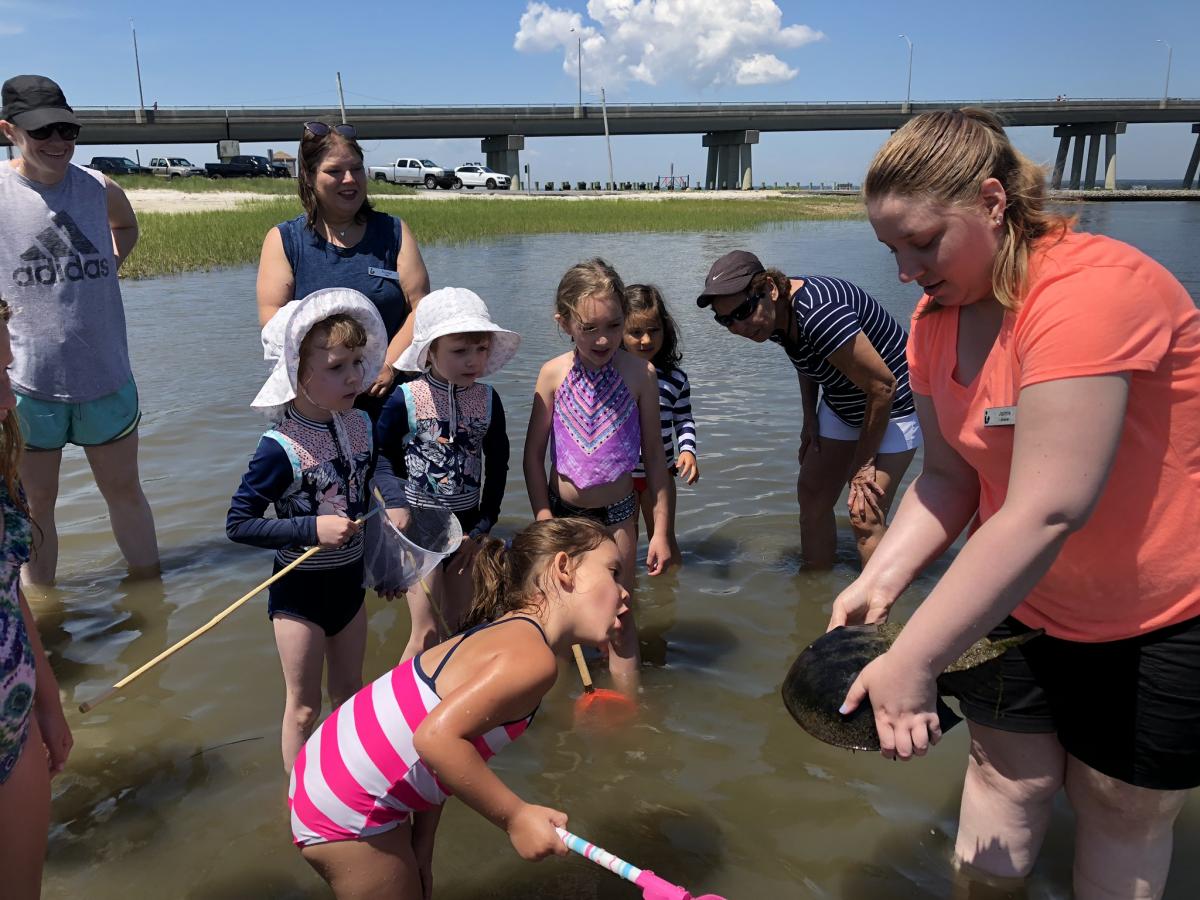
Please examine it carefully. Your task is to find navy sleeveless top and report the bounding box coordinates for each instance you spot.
[277,210,409,340]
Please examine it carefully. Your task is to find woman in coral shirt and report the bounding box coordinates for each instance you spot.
[830,108,1200,898]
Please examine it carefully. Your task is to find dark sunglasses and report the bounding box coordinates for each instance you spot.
[27,122,80,141]
[304,121,357,139]
[713,292,763,328]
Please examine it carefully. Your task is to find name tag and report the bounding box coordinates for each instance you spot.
[368,266,400,281]
[983,406,1017,427]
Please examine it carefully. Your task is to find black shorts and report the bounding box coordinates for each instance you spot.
[547,487,637,526]
[956,614,1200,790]
[267,558,365,637]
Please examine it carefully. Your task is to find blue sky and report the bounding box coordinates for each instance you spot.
[1,0,1196,184]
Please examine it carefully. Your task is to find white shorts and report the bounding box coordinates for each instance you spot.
[817,402,923,454]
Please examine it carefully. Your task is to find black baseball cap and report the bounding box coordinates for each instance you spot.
[1,75,80,131]
[696,250,765,307]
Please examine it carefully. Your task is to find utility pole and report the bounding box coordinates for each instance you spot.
[601,87,614,190]
[130,19,146,123]
[899,34,913,114]
[336,72,348,124]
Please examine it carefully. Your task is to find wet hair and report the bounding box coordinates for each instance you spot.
[464,517,614,630]
[555,258,628,327]
[297,129,374,230]
[864,107,1073,311]
[0,300,29,518]
[625,283,682,370]
[298,313,368,380]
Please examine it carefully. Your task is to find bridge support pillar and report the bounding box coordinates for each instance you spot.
[1184,124,1200,190]
[1052,123,1126,190]
[481,135,524,187]
[702,130,759,190]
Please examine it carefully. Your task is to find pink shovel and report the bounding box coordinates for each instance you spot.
[557,827,728,900]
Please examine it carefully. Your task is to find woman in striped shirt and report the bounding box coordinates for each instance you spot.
[699,250,921,568]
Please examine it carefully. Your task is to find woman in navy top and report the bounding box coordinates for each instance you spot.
[256,122,430,418]
[698,250,922,569]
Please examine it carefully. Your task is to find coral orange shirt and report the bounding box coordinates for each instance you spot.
[907,231,1200,641]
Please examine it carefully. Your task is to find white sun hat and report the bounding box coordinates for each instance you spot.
[252,287,387,416]
[394,286,520,375]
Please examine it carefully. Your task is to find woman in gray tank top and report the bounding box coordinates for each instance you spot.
[256,123,430,419]
[0,75,159,586]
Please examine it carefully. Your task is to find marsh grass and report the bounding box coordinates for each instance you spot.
[121,195,863,279]
[111,174,418,195]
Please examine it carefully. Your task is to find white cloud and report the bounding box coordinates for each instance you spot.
[0,22,24,35]
[514,0,824,91]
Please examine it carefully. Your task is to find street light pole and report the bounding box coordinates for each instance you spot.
[570,28,582,111]
[130,19,146,122]
[1156,40,1173,109]
[899,34,913,114]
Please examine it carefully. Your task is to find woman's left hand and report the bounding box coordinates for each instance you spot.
[839,649,942,761]
[367,364,396,397]
[847,462,885,527]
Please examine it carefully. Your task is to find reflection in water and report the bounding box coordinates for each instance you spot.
[41,211,1199,898]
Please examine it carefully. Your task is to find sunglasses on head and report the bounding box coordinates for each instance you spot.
[304,121,357,139]
[713,292,763,328]
[27,122,80,141]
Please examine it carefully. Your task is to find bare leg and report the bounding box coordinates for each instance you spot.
[851,447,917,566]
[400,568,443,664]
[17,449,61,586]
[84,431,159,577]
[273,614,327,774]
[301,821,424,900]
[795,437,856,570]
[607,516,640,697]
[1066,755,1188,900]
[325,605,367,710]
[0,719,51,900]
[954,723,1065,879]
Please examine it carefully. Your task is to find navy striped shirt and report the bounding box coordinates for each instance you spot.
[770,275,914,427]
[633,366,697,478]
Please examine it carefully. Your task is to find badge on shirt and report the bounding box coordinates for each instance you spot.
[983,406,1017,427]
[368,266,400,281]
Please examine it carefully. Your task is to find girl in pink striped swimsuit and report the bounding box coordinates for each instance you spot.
[524,259,673,699]
[291,516,630,899]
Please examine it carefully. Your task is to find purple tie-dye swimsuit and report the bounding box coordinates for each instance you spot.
[552,354,641,489]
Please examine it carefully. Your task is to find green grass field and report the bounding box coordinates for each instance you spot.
[121,194,863,280]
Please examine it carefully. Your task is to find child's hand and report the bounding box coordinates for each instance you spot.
[35,700,73,777]
[645,533,671,576]
[386,506,412,533]
[506,803,569,861]
[316,514,359,548]
[676,451,700,484]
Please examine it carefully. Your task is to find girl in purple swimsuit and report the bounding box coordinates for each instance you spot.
[523,258,672,698]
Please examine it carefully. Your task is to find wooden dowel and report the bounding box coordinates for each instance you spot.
[571,644,594,691]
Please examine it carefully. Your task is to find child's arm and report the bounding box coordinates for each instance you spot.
[375,391,415,528]
[226,439,317,549]
[18,588,71,776]
[475,391,509,538]
[413,639,567,861]
[671,369,699,485]
[523,362,557,521]
[631,359,672,574]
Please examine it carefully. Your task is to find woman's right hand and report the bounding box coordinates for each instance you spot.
[506,803,569,861]
[316,514,359,548]
[827,578,895,631]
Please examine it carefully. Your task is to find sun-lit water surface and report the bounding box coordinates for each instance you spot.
[37,202,1200,899]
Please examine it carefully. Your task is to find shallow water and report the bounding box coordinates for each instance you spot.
[39,203,1200,898]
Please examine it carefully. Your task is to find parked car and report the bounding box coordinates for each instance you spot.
[148,156,205,179]
[452,164,511,190]
[205,155,276,178]
[368,157,448,189]
[89,156,151,176]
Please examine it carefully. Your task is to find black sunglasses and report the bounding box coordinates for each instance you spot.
[304,121,357,139]
[713,292,763,328]
[27,122,80,141]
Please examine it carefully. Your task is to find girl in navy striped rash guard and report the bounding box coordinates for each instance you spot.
[698,251,921,569]
[623,285,697,567]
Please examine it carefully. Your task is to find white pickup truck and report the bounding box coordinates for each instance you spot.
[367,158,448,189]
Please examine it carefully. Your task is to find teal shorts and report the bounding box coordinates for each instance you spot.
[16,378,141,451]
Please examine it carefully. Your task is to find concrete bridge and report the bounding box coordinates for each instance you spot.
[7,99,1199,190]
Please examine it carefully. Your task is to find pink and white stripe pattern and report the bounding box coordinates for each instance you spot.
[289,657,532,846]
